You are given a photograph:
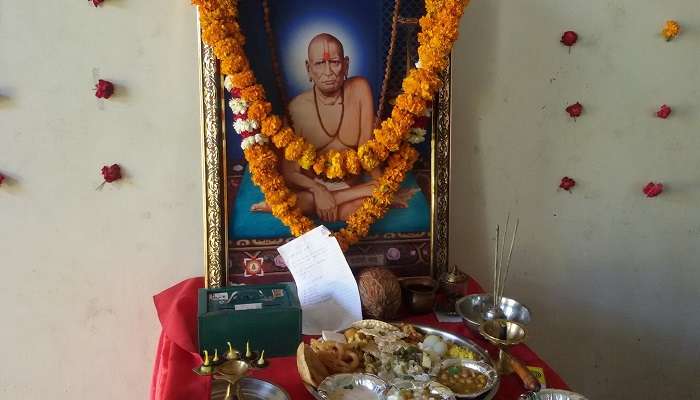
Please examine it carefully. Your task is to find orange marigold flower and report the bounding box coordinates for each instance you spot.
[261,115,282,137]
[240,84,265,102]
[395,93,427,116]
[220,55,249,75]
[402,68,442,100]
[662,20,680,41]
[247,101,272,121]
[390,107,415,127]
[212,38,239,59]
[202,25,229,44]
[313,153,328,175]
[284,137,305,161]
[231,70,256,89]
[271,127,295,148]
[374,126,401,152]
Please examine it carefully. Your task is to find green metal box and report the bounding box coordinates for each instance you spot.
[197,283,301,357]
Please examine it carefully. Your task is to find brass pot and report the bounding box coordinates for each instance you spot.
[400,277,438,314]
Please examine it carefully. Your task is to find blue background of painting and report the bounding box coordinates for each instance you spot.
[227,0,430,239]
[227,0,383,163]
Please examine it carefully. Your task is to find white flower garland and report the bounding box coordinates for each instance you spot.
[225,75,264,150]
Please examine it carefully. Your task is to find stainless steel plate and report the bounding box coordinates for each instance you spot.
[211,377,290,400]
[304,324,499,400]
[318,373,389,400]
[521,389,588,400]
[387,379,455,400]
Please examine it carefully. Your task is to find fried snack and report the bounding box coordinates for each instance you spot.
[317,348,361,373]
[296,343,329,388]
[350,319,399,332]
[310,339,361,373]
[344,328,369,345]
[398,323,425,344]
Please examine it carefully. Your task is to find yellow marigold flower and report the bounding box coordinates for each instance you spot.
[231,70,256,89]
[662,20,680,41]
[344,150,361,175]
[247,101,272,121]
[261,115,282,137]
[299,144,316,170]
[358,143,380,171]
[326,150,346,179]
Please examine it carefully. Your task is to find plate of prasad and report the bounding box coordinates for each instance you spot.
[296,320,500,400]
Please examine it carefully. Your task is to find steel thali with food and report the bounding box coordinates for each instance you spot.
[303,322,500,400]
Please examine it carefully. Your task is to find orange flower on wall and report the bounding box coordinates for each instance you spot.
[662,20,680,41]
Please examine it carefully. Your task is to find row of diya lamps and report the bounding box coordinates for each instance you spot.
[195,341,268,375]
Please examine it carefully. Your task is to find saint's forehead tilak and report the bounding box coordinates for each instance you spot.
[307,33,345,62]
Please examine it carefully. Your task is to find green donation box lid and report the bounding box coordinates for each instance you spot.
[197,283,301,357]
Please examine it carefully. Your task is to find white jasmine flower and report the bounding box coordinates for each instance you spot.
[224,75,233,92]
[228,98,248,115]
[240,136,256,150]
[247,119,259,131]
[254,134,268,144]
[233,119,251,134]
[408,134,426,144]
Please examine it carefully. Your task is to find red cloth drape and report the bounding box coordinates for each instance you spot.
[150,277,211,400]
[150,277,569,400]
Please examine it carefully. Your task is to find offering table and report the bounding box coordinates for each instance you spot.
[151,278,569,400]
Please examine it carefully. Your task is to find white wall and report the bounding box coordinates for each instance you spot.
[0,1,203,399]
[2,1,699,400]
[451,1,700,399]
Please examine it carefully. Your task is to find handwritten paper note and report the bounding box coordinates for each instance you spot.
[277,226,362,335]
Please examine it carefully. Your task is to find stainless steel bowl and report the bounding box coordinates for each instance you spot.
[210,377,290,400]
[317,373,390,400]
[456,294,531,332]
[387,380,455,400]
[519,389,589,400]
[437,359,498,399]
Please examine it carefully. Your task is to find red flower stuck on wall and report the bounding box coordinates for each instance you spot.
[656,104,672,119]
[0,173,5,186]
[561,31,578,52]
[643,182,664,198]
[559,177,576,192]
[94,79,114,99]
[566,102,583,119]
[101,164,122,183]
[89,0,104,6]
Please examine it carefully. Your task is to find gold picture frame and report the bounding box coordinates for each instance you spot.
[197,5,452,288]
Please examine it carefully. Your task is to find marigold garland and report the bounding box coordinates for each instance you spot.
[194,0,468,179]
[193,0,469,248]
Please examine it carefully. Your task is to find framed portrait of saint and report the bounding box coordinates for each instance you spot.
[198,0,453,287]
